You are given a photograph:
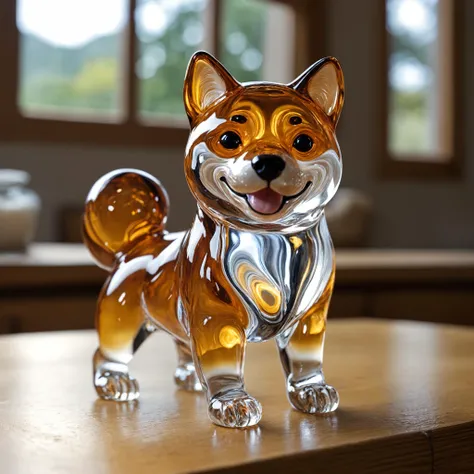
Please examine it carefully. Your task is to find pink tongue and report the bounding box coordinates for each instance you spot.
[247,188,283,214]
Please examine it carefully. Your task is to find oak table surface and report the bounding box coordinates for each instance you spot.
[0,320,473,474]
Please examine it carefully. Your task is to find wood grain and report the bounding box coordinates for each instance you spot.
[431,422,474,474]
[0,319,473,473]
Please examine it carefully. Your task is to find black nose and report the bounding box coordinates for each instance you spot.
[251,154,286,181]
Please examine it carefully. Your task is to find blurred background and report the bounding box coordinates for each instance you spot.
[0,0,472,333]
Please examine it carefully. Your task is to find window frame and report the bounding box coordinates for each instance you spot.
[0,0,324,148]
[378,0,465,179]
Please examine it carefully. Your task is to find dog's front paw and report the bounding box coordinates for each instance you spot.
[94,371,140,402]
[287,381,339,414]
[208,390,262,428]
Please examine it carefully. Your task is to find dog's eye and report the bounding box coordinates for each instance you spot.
[231,115,247,124]
[289,116,302,125]
[220,131,242,150]
[293,134,313,153]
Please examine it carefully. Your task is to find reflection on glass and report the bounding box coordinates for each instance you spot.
[136,0,207,119]
[221,0,266,83]
[387,0,453,160]
[17,0,126,118]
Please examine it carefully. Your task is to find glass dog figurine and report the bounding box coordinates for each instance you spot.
[83,51,344,428]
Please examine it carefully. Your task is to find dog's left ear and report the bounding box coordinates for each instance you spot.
[184,51,240,125]
[290,57,344,127]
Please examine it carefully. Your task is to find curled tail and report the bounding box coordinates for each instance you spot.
[83,169,169,271]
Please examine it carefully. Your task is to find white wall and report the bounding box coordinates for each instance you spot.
[0,0,473,247]
[0,144,196,240]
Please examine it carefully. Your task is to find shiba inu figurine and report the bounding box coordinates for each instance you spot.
[83,51,344,428]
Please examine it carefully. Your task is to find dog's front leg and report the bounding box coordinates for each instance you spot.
[189,310,262,428]
[277,272,339,414]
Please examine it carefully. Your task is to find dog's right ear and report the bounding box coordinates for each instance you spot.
[184,51,240,125]
[290,57,344,127]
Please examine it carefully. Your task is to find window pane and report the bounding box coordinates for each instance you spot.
[221,0,296,84]
[136,0,207,120]
[17,0,127,119]
[387,0,454,160]
[221,0,267,83]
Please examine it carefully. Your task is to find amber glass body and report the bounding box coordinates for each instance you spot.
[84,51,344,428]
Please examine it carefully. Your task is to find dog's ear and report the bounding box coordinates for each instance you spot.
[290,57,344,127]
[184,51,240,125]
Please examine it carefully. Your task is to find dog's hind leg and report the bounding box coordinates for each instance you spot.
[94,257,153,402]
[174,340,202,392]
[277,270,339,414]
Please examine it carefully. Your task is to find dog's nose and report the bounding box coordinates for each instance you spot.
[251,155,286,181]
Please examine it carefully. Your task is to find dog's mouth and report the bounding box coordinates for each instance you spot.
[220,178,311,215]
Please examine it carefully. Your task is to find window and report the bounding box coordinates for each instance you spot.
[136,0,207,120]
[0,0,307,147]
[220,0,267,83]
[18,0,127,120]
[381,0,463,177]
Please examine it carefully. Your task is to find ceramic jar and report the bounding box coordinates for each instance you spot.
[0,169,40,251]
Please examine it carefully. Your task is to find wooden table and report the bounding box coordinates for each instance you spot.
[0,319,472,473]
[0,244,473,334]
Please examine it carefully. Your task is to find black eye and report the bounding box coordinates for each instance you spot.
[220,131,242,149]
[289,116,302,125]
[293,134,313,152]
[231,115,247,124]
